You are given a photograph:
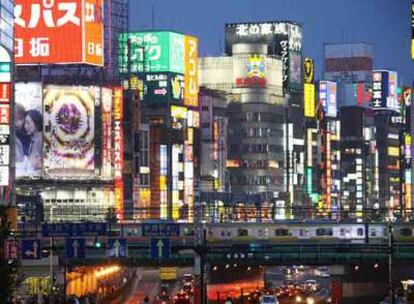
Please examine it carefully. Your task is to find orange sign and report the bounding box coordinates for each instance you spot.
[113,87,124,181]
[0,84,11,103]
[15,0,103,66]
[184,36,199,107]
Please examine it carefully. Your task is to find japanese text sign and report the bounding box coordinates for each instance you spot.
[15,0,104,66]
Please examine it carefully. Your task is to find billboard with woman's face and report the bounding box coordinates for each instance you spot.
[15,82,43,178]
[43,85,96,178]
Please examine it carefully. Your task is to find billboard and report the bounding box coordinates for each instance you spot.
[304,57,315,118]
[142,72,184,104]
[372,70,400,111]
[15,82,43,178]
[113,87,124,181]
[304,58,314,84]
[101,88,112,178]
[184,36,199,107]
[304,83,315,118]
[412,0,414,60]
[43,85,96,177]
[319,81,337,118]
[0,47,10,188]
[14,0,104,66]
[234,54,267,88]
[225,22,302,90]
[387,71,399,111]
[119,31,185,74]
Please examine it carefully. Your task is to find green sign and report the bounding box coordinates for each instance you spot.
[119,31,184,74]
[142,72,184,104]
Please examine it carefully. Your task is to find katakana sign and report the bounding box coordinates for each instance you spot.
[15,0,104,66]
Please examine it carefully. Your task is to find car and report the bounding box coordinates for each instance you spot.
[183,273,194,283]
[183,282,193,294]
[158,286,170,303]
[304,280,320,292]
[173,291,190,304]
[314,266,330,278]
[260,295,279,304]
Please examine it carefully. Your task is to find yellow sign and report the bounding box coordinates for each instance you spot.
[304,83,315,117]
[388,146,400,157]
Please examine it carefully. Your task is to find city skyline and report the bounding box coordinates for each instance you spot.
[131,0,414,83]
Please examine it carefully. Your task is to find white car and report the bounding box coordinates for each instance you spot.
[260,295,279,304]
[305,279,320,292]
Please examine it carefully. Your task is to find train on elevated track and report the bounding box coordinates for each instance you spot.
[116,221,414,243]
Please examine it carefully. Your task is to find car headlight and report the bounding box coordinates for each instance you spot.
[306,297,315,304]
[296,295,302,302]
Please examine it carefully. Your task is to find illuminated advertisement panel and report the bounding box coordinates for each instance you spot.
[119,31,185,74]
[0,47,10,187]
[412,0,414,60]
[101,88,112,178]
[114,180,124,221]
[225,22,302,90]
[184,35,199,107]
[319,81,337,118]
[0,83,11,103]
[113,87,124,180]
[142,72,184,104]
[304,83,315,118]
[15,82,43,178]
[15,0,104,66]
[160,144,168,219]
[372,70,399,111]
[387,71,399,111]
[113,87,124,220]
[372,71,385,108]
[43,85,96,177]
[234,54,267,88]
[303,58,314,84]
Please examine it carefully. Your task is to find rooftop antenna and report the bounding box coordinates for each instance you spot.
[219,38,223,55]
[152,4,155,29]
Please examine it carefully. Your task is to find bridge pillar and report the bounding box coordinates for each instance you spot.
[329,264,388,304]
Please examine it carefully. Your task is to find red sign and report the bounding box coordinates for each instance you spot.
[235,77,267,87]
[113,87,124,181]
[15,0,103,66]
[0,105,10,124]
[0,83,11,103]
[114,180,124,221]
[4,239,19,260]
[113,87,124,221]
[101,88,112,178]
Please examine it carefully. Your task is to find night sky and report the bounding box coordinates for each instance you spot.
[130,0,413,84]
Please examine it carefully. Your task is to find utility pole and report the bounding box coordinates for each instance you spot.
[389,222,395,304]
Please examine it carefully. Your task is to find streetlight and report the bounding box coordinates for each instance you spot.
[49,204,56,296]
[388,222,395,304]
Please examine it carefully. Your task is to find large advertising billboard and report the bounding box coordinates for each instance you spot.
[372,70,400,112]
[304,83,315,118]
[119,31,185,74]
[225,22,302,91]
[304,58,314,84]
[15,0,104,66]
[184,36,199,107]
[15,82,43,178]
[304,58,315,118]
[319,81,337,118]
[101,87,112,178]
[113,87,124,181]
[233,54,267,88]
[43,85,96,177]
[412,0,414,60]
[113,87,124,220]
[142,72,184,104]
